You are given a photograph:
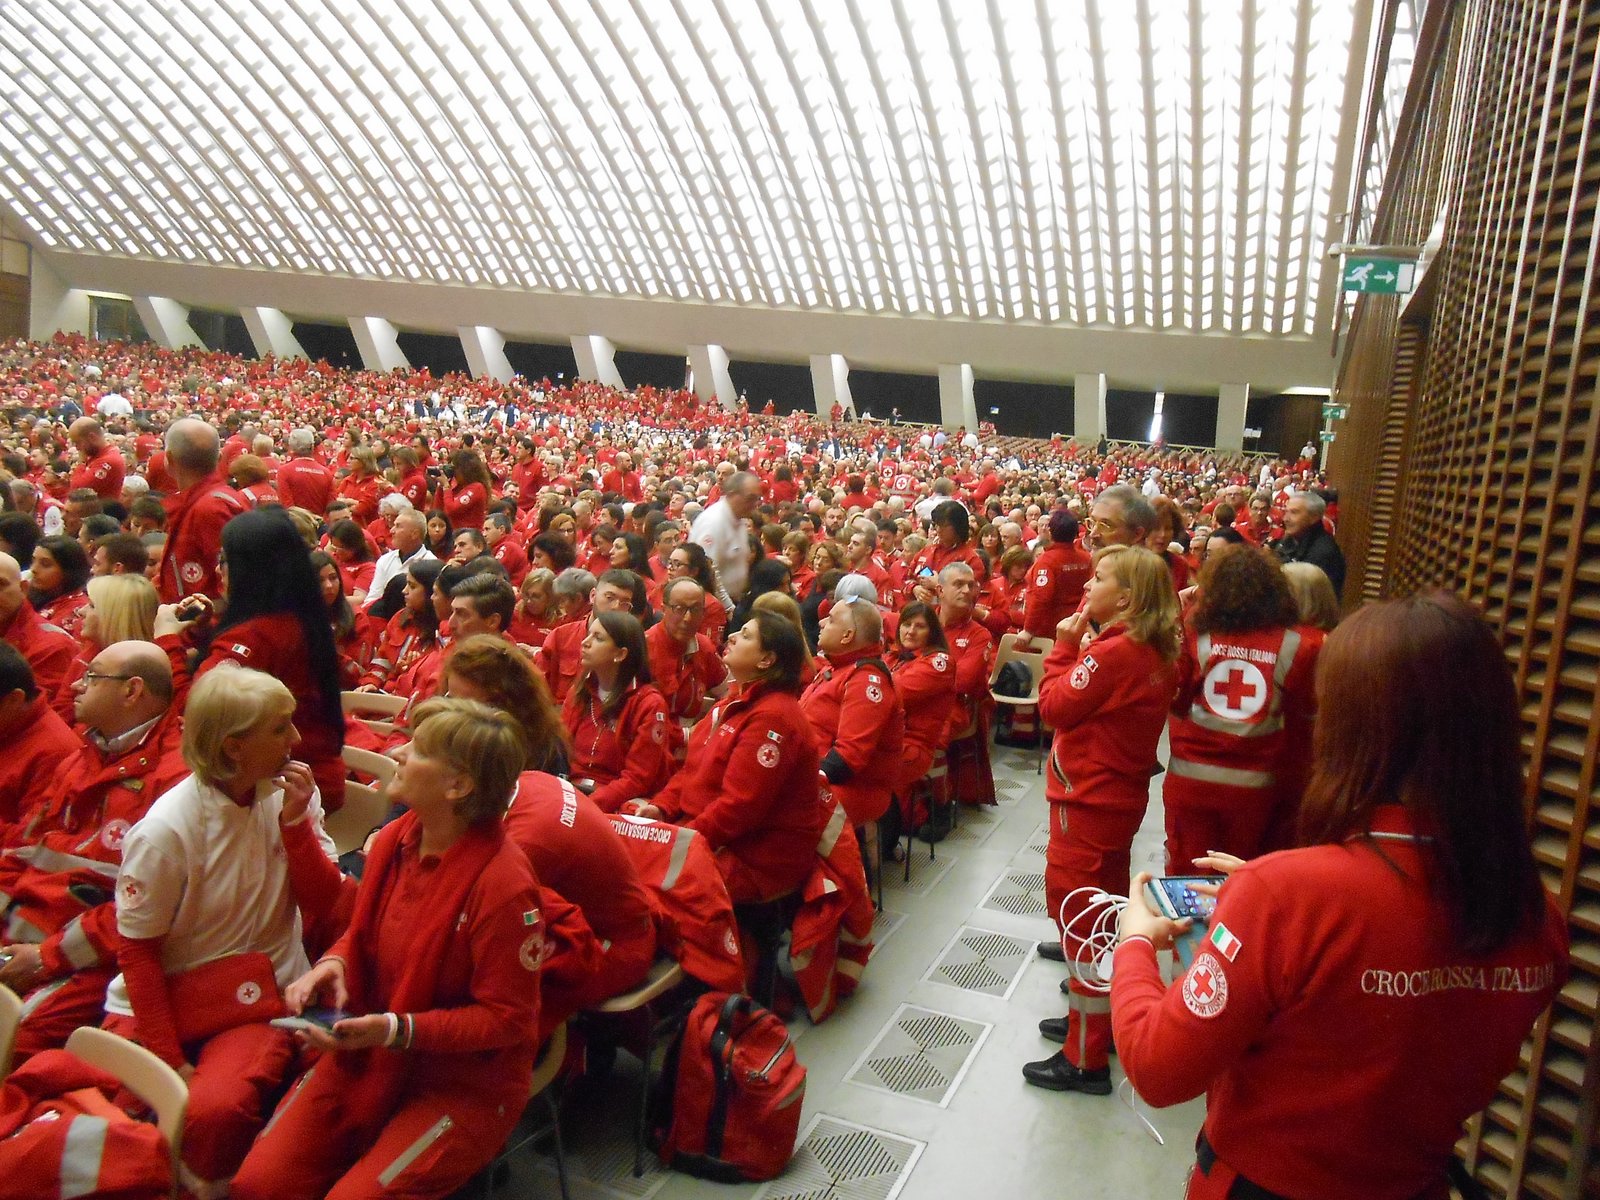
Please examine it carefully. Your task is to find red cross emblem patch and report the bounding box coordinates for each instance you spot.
[1201,659,1267,720]
[1182,951,1229,1018]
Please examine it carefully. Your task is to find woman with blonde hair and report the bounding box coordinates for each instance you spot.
[1025,544,1179,1095]
[107,664,344,1198]
[53,572,160,718]
[753,589,816,683]
[1281,560,1341,632]
[233,697,544,1200]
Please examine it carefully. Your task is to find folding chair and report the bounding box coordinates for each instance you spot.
[340,690,407,736]
[0,983,20,1077]
[483,1021,570,1198]
[66,1026,188,1200]
[988,634,1053,774]
[324,745,398,857]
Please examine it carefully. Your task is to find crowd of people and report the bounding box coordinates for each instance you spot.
[0,330,1565,1200]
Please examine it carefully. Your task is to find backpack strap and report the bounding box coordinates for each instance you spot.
[705,993,754,1159]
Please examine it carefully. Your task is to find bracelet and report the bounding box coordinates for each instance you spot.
[383,1012,400,1047]
[1117,934,1156,950]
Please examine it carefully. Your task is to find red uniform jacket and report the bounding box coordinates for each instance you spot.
[397,469,430,513]
[536,613,588,703]
[1166,624,1319,801]
[1023,543,1092,639]
[607,816,745,993]
[510,459,544,508]
[69,448,124,500]
[652,683,823,903]
[904,541,987,600]
[0,696,81,826]
[801,645,904,826]
[442,482,488,533]
[981,574,1026,637]
[33,591,89,643]
[888,649,958,792]
[1113,807,1569,1200]
[276,456,335,514]
[644,623,725,721]
[335,472,383,525]
[0,709,186,979]
[358,609,434,691]
[490,538,529,586]
[159,471,247,602]
[941,614,994,728]
[503,773,656,954]
[1039,624,1175,809]
[2,602,76,699]
[506,606,561,652]
[563,682,680,813]
[788,799,874,1023]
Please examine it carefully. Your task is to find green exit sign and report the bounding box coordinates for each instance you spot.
[1342,255,1415,294]
[1323,403,1349,420]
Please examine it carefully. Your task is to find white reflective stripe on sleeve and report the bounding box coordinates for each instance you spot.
[8,845,121,880]
[1168,758,1275,789]
[377,1114,454,1187]
[815,802,848,857]
[60,1116,108,1199]
[59,916,99,970]
[660,829,694,891]
[20,976,69,1020]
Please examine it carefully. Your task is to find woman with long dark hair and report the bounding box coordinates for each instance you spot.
[356,558,443,695]
[1163,544,1319,871]
[728,556,791,632]
[157,507,348,806]
[28,534,91,639]
[325,518,377,601]
[1114,590,1567,1200]
[423,509,453,560]
[665,541,728,643]
[309,548,364,689]
[441,449,493,533]
[561,610,678,812]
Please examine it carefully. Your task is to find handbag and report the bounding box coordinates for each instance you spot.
[168,952,287,1043]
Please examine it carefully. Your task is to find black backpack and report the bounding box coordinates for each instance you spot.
[993,660,1032,698]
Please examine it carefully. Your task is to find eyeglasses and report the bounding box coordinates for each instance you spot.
[82,671,135,685]
[1087,517,1120,532]
[665,602,704,616]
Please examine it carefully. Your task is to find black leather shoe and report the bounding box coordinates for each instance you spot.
[1021,1055,1112,1094]
[1060,976,1073,995]
[1037,940,1065,961]
[1038,1017,1067,1043]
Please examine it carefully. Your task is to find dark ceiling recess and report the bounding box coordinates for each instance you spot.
[726,359,814,415]
[503,339,578,385]
[974,378,1071,439]
[290,320,362,371]
[187,308,257,358]
[1159,393,1220,447]
[1105,388,1159,442]
[613,349,689,391]
[395,331,472,378]
[843,366,940,424]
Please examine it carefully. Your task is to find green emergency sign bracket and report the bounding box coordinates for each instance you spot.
[1341,255,1415,294]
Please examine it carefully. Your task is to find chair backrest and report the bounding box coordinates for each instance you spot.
[65,1026,188,1183]
[341,690,407,735]
[0,983,21,1077]
[341,744,397,787]
[324,780,394,857]
[529,1020,567,1098]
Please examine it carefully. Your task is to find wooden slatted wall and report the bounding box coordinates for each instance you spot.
[1330,1,1599,1195]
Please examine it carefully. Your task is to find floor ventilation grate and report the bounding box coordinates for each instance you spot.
[870,908,906,956]
[941,809,1000,847]
[844,1004,990,1107]
[884,850,957,896]
[753,1115,924,1200]
[923,926,1034,999]
[980,868,1050,918]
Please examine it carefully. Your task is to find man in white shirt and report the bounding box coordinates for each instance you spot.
[362,509,436,610]
[95,392,134,418]
[688,471,762,605]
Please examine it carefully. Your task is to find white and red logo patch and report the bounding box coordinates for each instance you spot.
[932,653,949,672]
[519,932,545,973]
[723,927,740,957]
[180,562,204,584]
[651,723,665,744]
[1202,659,1268,720]
[101,818,131,851]
[1181,951,1229,1019]
[116,877,145,910]
[865,685,883,703]
[235,982,262,1006]
[1069,659,1096,690]
[1035,570,1050,587]
[756,743,780,769]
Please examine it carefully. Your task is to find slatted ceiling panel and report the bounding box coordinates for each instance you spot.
[1342,1,1599,1194]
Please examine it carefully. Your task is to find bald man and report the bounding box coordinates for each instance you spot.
[0,551,75,697]
[0,640,187,1063]
[158,417,247,603]
[67,417,125,501]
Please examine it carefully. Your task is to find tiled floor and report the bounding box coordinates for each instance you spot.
[506,740,1204,1200]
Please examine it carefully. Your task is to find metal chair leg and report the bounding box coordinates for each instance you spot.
[633,1016,655,1177]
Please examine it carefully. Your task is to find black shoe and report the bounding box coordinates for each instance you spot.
[1021,1055,1112,1094]
[1060,976,1073,995]
[1037,940,1065,961]
[1038,1017,1067,1043]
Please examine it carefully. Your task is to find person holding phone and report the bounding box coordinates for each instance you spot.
[1025,544,1180,1094]
[1112,591,1568,1199]
[233,697,543,1200]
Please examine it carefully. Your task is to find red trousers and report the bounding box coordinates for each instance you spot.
[1161,777,1276,875]
[104,1014,296,1200]
[1044,799,1145,1071]
[232,1060,521,1200]
[11,966,117,1067]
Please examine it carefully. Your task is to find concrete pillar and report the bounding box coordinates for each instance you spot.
[687,343,737,410]
[458,325,514,383]
[937,363,978,431]
[571,334,624,389]
[1216,382,1250,453]
[349,316,408,373]
[1073,372,1107,445]
[133,296,204,350]
[240,306,307,360]
[28,254,89,340]
[809,354,853,419]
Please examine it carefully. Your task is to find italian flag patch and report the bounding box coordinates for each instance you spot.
[1209,923,1241,961]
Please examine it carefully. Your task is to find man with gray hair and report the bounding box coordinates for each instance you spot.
[1272,491,1345,595]
[689,470,763,605]
[1085,483,1155,554]
[803,594,904,834]
[534,567,599,703]
[277,426,334,515]
[157,418,246,603]
[363,507,434,610]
